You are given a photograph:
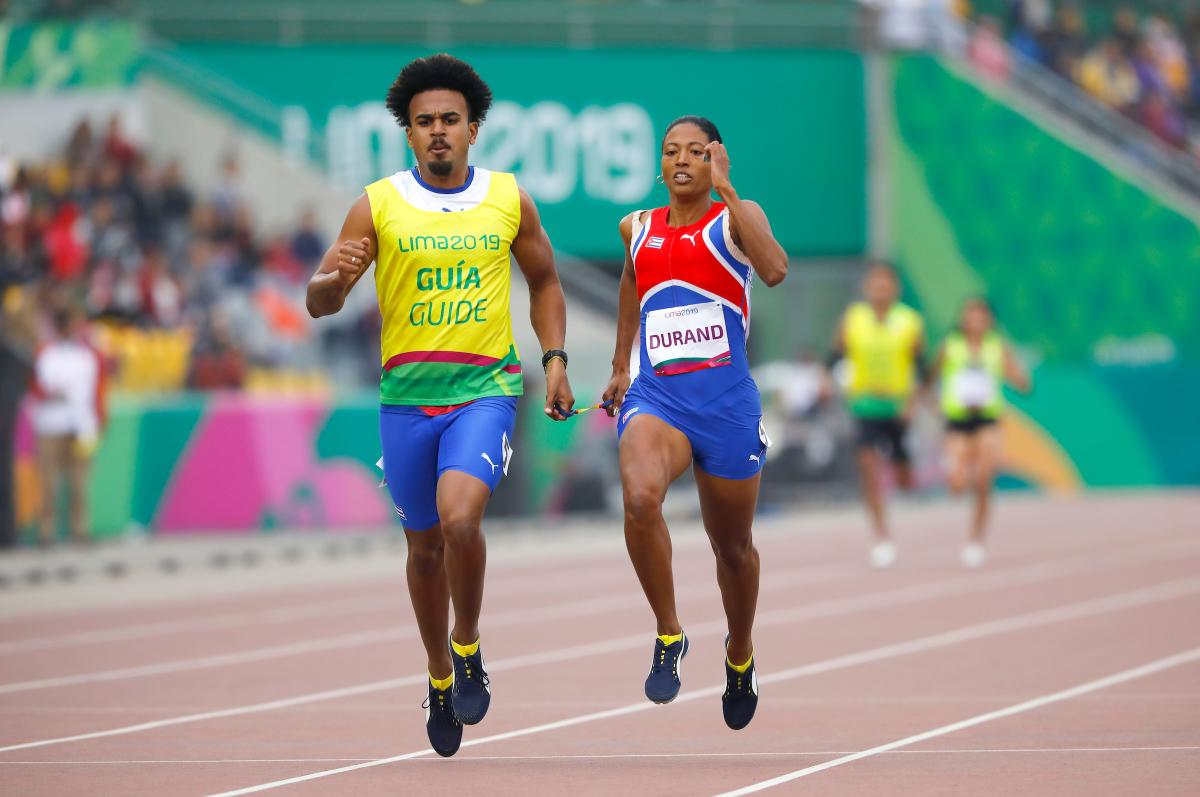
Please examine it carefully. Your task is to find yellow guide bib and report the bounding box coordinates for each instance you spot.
[940,331,1005,421]
[365,168,523,405]
[844,301,924,417]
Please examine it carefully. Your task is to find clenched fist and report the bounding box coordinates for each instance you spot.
[335,237,373,286]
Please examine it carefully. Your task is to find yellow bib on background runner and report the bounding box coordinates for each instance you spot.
[940,331,1005,420]
[844,301,924,418]
[366,170,523,405]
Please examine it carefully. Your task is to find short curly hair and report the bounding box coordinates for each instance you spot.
[385,54,494,128]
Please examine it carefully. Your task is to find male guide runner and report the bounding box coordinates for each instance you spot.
[306,54,574,757]
[826,262,927,568]
[603,115,788,731]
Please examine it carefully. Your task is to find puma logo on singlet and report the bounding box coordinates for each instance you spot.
[481,452,499,474]
[680,232,700,245]
[749,454,760,463]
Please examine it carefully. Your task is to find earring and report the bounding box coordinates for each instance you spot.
[655,174,665,184]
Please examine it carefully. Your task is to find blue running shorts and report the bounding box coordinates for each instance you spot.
[616,380,768,480]
[379,397,517,531]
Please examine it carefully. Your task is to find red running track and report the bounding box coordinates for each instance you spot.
[0,492,1197,796]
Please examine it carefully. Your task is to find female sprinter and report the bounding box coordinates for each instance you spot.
[602,116,787,730]
[934,297,1030,568]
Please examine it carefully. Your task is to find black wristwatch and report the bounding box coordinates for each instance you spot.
[541,349,568,372]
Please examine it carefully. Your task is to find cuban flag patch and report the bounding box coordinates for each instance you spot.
[645,236,666,250]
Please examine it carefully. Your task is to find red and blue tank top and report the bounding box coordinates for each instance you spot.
[629,202,757,412]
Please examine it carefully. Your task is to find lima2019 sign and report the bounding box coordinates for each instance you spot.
[286,100,656,206]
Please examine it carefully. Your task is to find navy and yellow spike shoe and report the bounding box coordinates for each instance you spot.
[423,681,463,757]
[644,632,689,704]
[722,637,758,730]
[450,639,491,725]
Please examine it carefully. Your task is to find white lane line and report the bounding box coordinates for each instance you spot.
[0,759,380,764]
[0,516,849,638]
[0,627,409,696]
[4,747,1198,765]
[2,543,1195,755]
[826,745,1200,754]
[0,557,868,696]
[4,519,1186,656]
[377,745,1200,761]
[0,676,418,755]
[205,577,1200,796]
[3,533,1194,696]
[712,646,1200,796]
[0,527,719,648]
[0,552,641,656]
[0,595,389,656]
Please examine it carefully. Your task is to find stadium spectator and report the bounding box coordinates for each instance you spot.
[102,115,138,170]
[969,17,1012,83]
[1188,41,1200,117]
[0,224,37,286]
[211,155,244,224]
[1038,4,1089,78]
[1144,14,1190,102]
[1141,90,1188,150]
[1076,38,1139,113]
[263,234,306,284]
[290,208,325,270]
[1131,39,1171,103]
[188,311,246,390]
[63,119,94,169]
[43,197,87,281]
[1110,5,1140,55]
[1005,0,1050,64]
[30,304,104,545]
[1,166,32,229]
[157,159,194,259]
[973,3,1200,156]
[0,114,345,393]
[137,246,185,326]
[86,195,137,267]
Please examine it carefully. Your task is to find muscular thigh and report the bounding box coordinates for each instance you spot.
[695,467,760,546]
[618,413,693,498]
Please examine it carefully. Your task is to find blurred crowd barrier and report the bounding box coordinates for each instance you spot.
[93,325,191,393]
[90,324,329,394]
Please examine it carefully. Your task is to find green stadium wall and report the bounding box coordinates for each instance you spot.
[890,54,1200,488]
[149,43,867,258]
